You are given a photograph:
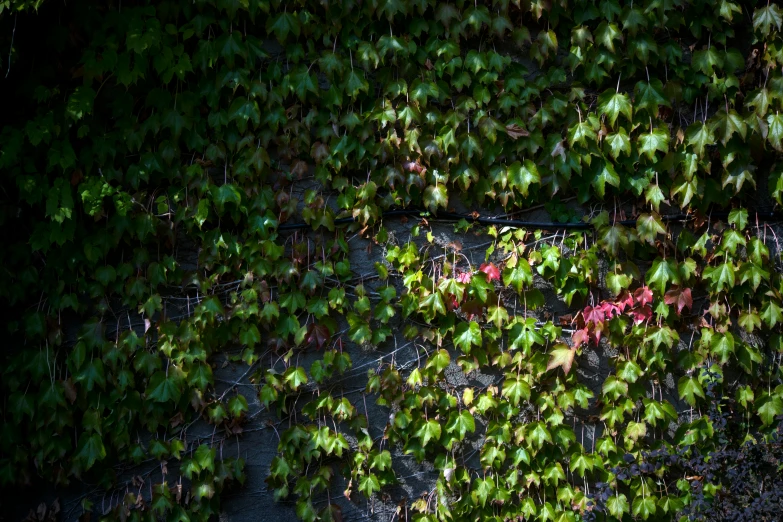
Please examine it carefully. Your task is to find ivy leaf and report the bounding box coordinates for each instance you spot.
[598,224,629,257]
[568,120,597,148]
[502,374,531,405]
[445,410,475,440]
[605,129,631,159]
[757,394,783,425]
[606,494,630,518]
[480,262,501,282]
[637,127,669,160]
[761,299,783,328]
[546,344,576,374]
[702,262,735,293]
[507,160,541,197]
[502,261,533,293]
[415,419,442,447]
[344,70,369,99]
[592,160,620,198]
[595,21,622,52]
[453,321,482,353]
[686,122,715,157]
[768,113,783,151]
[711,110,747,145]
[508,320,546,352]
[597,90,632,127]
[423,184,448,213]
[646,258,680,295]
[146,370,183,403]
[636,213,666,245]
[267,12,301,43]
[634,80,669,117]
[692,47,723,75]
[355,474,380,498]
[76,432,106,471]
[678,376,705,406]
[728,208,748,230]
[283,366,308,391]
[710,332,735,364]
[664,287,693,314]
[753,4,783,35]
[472,477,493,507]
[745,88,771,117]
[632,495,657,519]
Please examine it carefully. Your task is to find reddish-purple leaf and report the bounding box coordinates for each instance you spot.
[480,263,501,282]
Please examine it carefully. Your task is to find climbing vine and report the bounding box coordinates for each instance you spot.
[2,0,783,520]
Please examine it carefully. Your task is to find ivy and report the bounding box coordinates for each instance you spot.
[3,0,783,520]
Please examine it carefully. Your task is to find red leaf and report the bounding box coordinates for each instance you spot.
[634,286,653,307]
[402,159,426,174]
[630,305,653,324]
[664,287,693,314]
[571,328,590,348]
[456,271,472,284]
[590,327,603,346]
[583,305,605,325]
[460,299,484,321]
[307,324,331,349]
[599,301,621,319]
[615,291,634,312]
[479,263,501,282]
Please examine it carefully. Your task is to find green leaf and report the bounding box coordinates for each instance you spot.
[605,129,631,159]
[425,349,451,374]
[66,87,96,120]
[344,69,369,99]
[702,262,735,293]
[192,444,216,474]
[678,376,705,406]
[753,4,783,35]
[453,321,482,353]
[692,47,723,75]
[358,474,380,497]
[746,89,771,117]
[710,332,735,364]
[606,494,630,518]
[711,110,747,145]
[502,260,533,293]
[508,160,541,197]
[415,419,442,447]
[768,113,783,151]
[267,12,300,42]
[686,122,715,157]
[445,410,476,440]
[646,258,680,295]
[598,90,632,127]
[592,160,620,198]
[228,395,249,417]
[632,495,657,519]
[76,433,106,471]
[636,213,666,245]
[761,299,783,328]
[757,394,783,425]
[728,208,748,230]
[634,80,669,117]
[423,184,448,213]
[472,477,493,507]
[637,127,669,160]
[502,375,531,406]
[546,344,576,374]
[146,370,183,403]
